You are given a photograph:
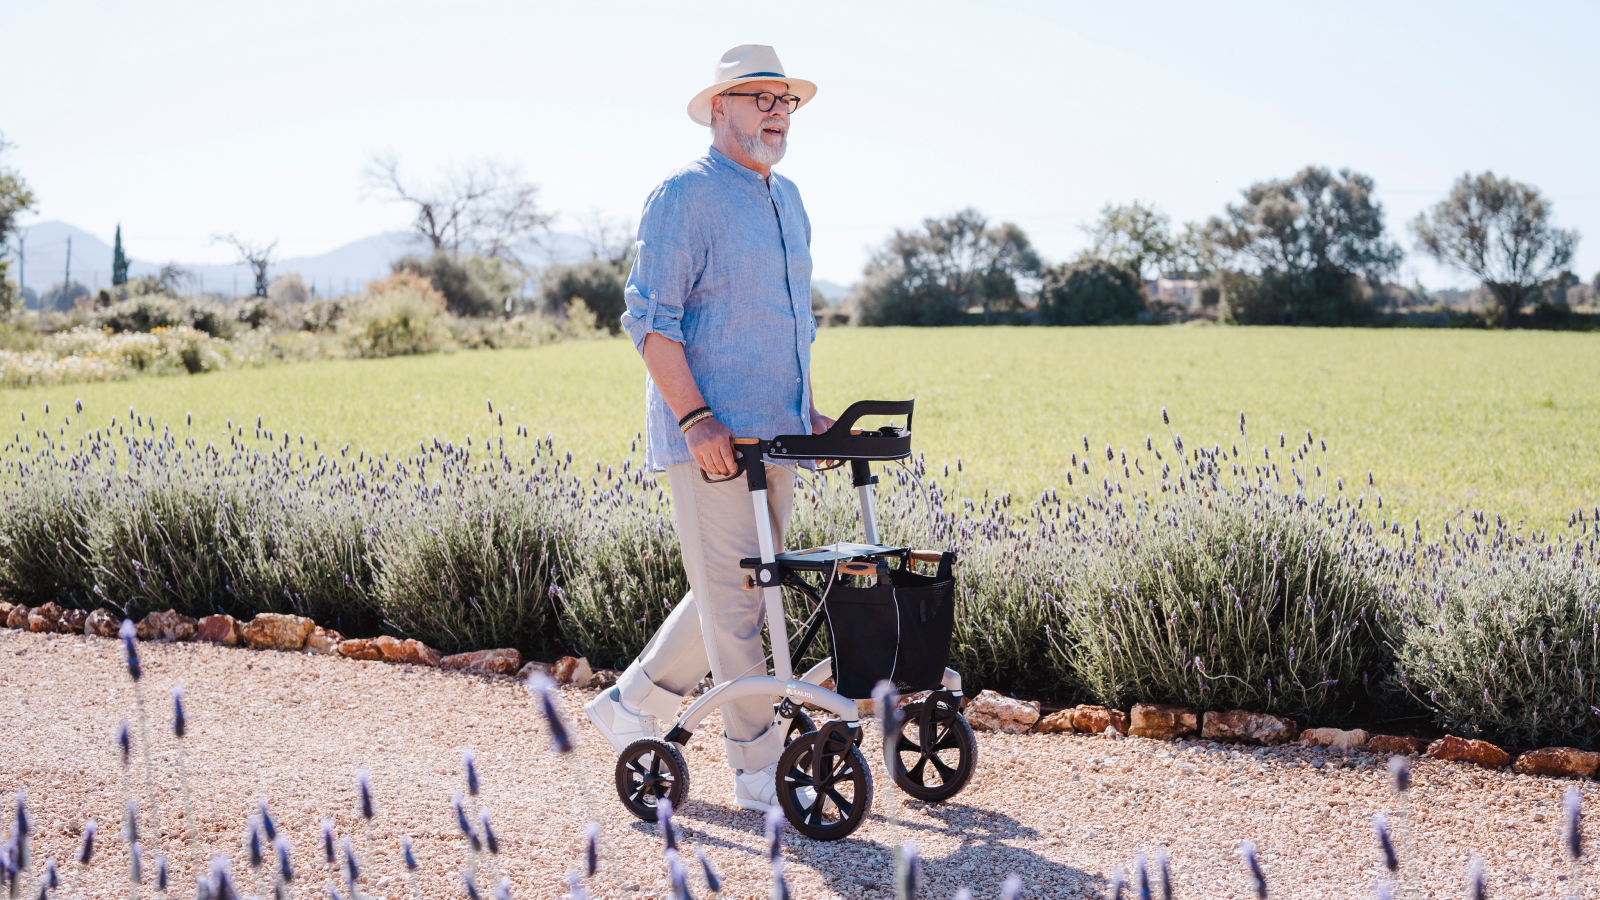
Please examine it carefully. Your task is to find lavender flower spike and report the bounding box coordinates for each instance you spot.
[479,808,499,855]
[1564,787,1583,861]
[697,849,721,894]
[872,680,902,753]
[401,837,417,872]
[119,619,141,681]
[566,871,588,900]
[321,818,337,866]
[524,674,575,754]
[1372,813,1398,872]
[1466,856,1484,900]
[116,721,132,767]
[899,840,921,900]
[1156,851,1171,900]
[156,853,168,892]
[1135,851,1151,900]
[462,870,482,900]
[77,819,97,865]
[1108,869,1125,900]
[463,749,480,797]
[248,816,264,868]
[665,848,691,900]
[765,806,784,862]
[453,793,480,851]
[1000,875,1024,900]
[43,858,59,889]
[492,875,511,900]
[953,890,973,900]
[130,842,143,885]
[1241,841,1266,900]
[258,800,278,842]
[356,769,375,821]
[657,798,677,852]
[276,835,294,883]
[171,686,187,738]
[585,822,599,879]
[1387,756,1411,794]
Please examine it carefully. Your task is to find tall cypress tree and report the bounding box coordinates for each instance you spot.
[112,223,128,286]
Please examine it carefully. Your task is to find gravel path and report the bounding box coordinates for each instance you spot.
[1,628,1592,899]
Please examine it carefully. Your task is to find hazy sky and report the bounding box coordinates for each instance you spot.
[4,0,1596,287]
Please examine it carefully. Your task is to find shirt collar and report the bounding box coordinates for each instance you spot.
[707,146,772,185]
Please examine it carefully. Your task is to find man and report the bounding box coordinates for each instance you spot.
[585,44,832,812]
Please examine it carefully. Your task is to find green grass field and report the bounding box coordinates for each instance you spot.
[5,326,1597,531]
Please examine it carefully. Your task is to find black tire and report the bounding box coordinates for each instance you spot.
[615,738,690,821]
[783,709,816,745]
[887,697,978,802]
[778,706,861,747]
[776,728,873,841]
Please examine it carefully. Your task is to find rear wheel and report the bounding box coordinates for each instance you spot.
[887,695,977,802]
[776,727,873,841]
[615,738,690,821]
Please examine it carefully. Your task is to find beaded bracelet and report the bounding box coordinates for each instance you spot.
[677,406,711,428]
[679,408,716,434]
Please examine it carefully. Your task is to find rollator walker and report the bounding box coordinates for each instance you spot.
[610,400,979,841]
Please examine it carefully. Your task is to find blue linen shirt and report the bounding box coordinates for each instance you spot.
[621,146,816,471]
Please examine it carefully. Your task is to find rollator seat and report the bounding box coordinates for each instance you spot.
[739,542,904,573]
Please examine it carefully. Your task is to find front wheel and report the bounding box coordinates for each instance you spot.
[887,695,978,802]
[615,738,690,821]
[776,727,873,841]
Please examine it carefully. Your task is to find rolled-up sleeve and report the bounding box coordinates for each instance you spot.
[621,182,701,353]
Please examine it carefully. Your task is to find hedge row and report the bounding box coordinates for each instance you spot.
[2,407,1597,748]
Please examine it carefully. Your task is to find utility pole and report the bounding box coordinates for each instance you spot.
[63,236,71,310]
[16,228,24,302]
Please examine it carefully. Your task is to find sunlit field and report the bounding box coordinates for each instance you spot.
[4,326,1596,531]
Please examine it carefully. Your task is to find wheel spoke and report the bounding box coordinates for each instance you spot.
[907,754,931,783]
[825,786,853,819]
[929,753,958,780]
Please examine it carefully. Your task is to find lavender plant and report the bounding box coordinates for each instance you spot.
[1387,517,1600,747]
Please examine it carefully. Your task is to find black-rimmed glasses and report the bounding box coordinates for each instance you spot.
[721,91,801,114]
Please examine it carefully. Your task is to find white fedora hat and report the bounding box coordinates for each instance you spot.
[687,44,816,127]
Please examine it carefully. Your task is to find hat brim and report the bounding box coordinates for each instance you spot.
[687,76,817,127]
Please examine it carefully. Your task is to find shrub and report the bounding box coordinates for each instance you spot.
[1036,260,1146,325]
[392,251,517,317]
[95,296,236,339]
[341,273,450,358]
[539,259,626,333]
[1054,477,1394,720]
[375,479,564,656]
[1389,523,1600,747]
[267,273,311,306]
[1221,268,1374,326]
[0,471,101,607]
[550,456,688,669]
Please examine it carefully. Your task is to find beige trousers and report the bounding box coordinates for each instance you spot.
[615,461,795,772]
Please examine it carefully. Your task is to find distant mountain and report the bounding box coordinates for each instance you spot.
[4,221,592,297]
[813,279,851,303]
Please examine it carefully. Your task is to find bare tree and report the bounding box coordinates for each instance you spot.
[213,234,277,297]
[1411,171,1580,328]
[364,154,553,264]
[573,208,637,270]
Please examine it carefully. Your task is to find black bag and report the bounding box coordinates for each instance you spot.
[822,553,957,700]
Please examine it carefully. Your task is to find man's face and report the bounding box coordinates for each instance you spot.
[713,79,791,166]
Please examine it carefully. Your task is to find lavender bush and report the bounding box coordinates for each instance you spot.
[6,399,1600,743]
[1388,511,1600,746]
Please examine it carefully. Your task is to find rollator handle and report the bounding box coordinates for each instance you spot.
[835,561,880,577]
[908,550,956,564]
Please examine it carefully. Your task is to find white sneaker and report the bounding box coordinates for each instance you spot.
[734,764,815,814]
[584,688,661,753]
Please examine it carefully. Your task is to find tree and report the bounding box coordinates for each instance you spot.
[1036,260,1146,325]
[0,131,35,250]
[539,259,625,332]
[214,234,276,298]
[112,224,129,287]
[852,208,1041,326]
[1206,166,1402,325]
[573,208,637,271]
[364,154,553,264]
[1080,201,1178,282]
[1411,171,1580,329]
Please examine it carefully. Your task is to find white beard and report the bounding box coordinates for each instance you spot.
[734,117,787,166]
